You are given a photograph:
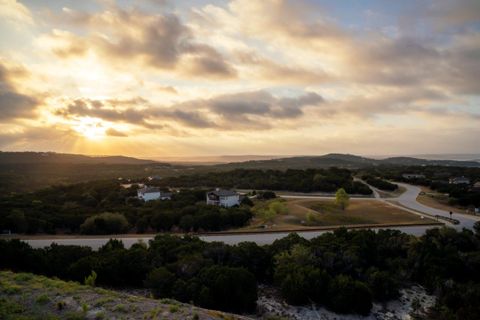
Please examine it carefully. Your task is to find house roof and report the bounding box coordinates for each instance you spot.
[208,189,238,197]
[138,186,160,194]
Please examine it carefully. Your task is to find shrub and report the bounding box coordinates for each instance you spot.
[80,212,129,235]
[327,275,372,315]
[144,267,175,298]
[84,270,97,287]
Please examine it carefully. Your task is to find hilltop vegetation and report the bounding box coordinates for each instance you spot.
[2,226,480,318]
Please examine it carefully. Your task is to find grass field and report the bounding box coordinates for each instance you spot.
[242,198,437,231]
[417,187,466,214]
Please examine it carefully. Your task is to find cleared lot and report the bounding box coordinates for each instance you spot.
[242,198,437,232]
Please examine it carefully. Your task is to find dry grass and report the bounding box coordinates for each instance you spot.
[241,198,436,231]
[301,200,436,226]
[417,187,465,214]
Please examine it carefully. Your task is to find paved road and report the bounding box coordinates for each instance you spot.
[17,182,478,249]
[391,183,479,230]
[22,225,437,250]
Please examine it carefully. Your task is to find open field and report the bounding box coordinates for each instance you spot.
[242,198,437,232]
[417,187,466,215]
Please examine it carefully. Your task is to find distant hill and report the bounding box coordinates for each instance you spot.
[212,153,480,170]
[0,151,159,165]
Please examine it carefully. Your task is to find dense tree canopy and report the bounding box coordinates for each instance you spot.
[2,226,480,317]
[0,184,252,234]
[152,168,373,194]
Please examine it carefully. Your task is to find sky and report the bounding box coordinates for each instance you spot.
[0,0,479,158]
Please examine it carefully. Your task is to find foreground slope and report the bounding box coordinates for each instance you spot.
[0,270,252,320]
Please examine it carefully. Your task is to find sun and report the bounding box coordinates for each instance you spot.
[73,117,107,140]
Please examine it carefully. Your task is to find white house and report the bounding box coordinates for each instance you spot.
[206,189,240,207]
[137,186,172,201]
[449,176,470,185]
[402,173,426,179]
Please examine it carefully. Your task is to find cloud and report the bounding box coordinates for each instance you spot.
[157,86,178,94]
[41,5,236,79]
[106,128,128,137]
[205,91,323,120]
[0,126,74,148]
[0,0,33,26]
[54,90,324,131]
[427,0,480,29]
[0,62,39,120]
[233,50,329,84]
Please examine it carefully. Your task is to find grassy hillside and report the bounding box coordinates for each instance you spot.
[0,270,252,320]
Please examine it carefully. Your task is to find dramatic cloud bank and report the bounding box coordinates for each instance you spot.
[0,0,478,156]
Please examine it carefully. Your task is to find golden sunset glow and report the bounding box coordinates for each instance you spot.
[0,0,478,158]
[72,117,107,140]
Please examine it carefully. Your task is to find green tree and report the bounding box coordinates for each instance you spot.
[197,265,257,313]
[144,267,175,298]
[327,275,372,315]
[80,212,129,235]
[335,188,350,210]
[6,209,28,233]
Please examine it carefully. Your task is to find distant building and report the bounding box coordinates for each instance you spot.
[137,186,172,201]
[402,173,426,179]
[148,175,162,181]
[206,189,240,207]
[449,176,470,185]
[471,181,480,191]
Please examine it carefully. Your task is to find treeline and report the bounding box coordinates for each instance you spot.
[153,168,373,194]
[2,226,480,318]
[362,175,398,191]
[0,162,184,193]
[362,166,480,207]
[0,182,251,234]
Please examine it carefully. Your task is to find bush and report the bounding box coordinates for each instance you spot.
[144,267,175,298]
[196,265,257,313]
[327,275,372,315]
[80,212,129,235]
[84,270,97,287]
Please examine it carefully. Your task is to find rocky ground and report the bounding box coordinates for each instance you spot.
[256,285,435,320]
[0,270,252,320]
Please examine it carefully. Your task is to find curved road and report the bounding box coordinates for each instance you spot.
[391,183,479,230]
[16,183,479,249]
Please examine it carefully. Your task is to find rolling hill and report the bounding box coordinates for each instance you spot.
[0,151,159,165]
[212,153,480,170]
